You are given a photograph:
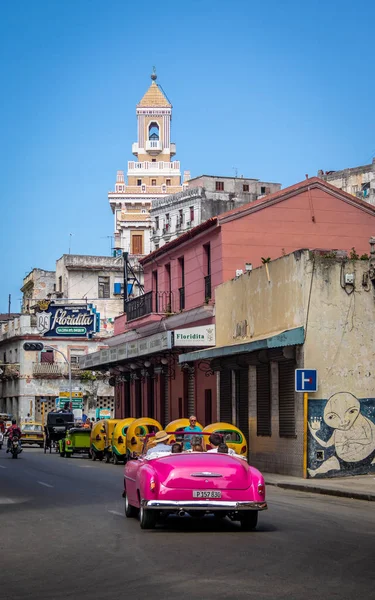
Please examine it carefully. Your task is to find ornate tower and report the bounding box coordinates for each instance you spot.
[108,71,184,294]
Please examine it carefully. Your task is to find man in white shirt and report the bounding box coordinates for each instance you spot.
[146,430,172,457]
[207,433,246,459]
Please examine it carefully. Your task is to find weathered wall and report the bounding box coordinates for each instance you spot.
[304,257,375,477]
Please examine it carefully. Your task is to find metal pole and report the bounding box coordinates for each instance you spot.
[303,392,308,479]
[44,346,72,409]
[123,251,129,312]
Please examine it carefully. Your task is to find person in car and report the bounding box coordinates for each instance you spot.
[217,443,229,454]
[146,431,172,456]
[207,433,243,457]
[183,415,202,450]
[171,442,183,453]
[192,443,204,452]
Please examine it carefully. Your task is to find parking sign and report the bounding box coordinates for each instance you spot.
[295,369,318,392]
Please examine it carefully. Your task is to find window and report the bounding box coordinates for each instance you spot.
[155,216,159,230]
[70,348,86,365]
[58,276,62,292]
[166,179,171,186]
[215,181,224,191]
[205,389,213,424]
[165,214,170,231]
[178,257,185,310]
[203,243,211,300]
[189,206,194,222]
[151,179,156,186]
[165,263,171,295]
[261,186,266,194]
[256,364,271,436]
[278,361,296,437]
[98,276,110,298]
[152,159,156,162]
[131,234,143,255]
[148,122,159,140]
[243,184,249,192]
[41,349,54,364]
[137,179,142,186]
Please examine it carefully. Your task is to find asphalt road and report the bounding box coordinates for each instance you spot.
[1,448,374,600]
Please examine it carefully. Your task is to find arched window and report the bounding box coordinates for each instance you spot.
[148,122,159,141]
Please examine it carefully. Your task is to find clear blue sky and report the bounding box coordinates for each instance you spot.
[1,0,374,312]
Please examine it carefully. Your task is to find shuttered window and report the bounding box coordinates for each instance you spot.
[131,234,143,255]
[279,360,296,437]
[219,369,232,423]
[235,369,249,453]
[256,364,271,436]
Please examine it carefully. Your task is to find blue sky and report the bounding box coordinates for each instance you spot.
[0,0,374,312]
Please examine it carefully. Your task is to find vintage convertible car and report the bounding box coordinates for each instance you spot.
[123,434,267,530]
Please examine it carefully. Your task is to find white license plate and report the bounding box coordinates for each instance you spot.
[193,490,222,499]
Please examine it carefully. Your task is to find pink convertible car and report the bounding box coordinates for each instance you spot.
[123,438,267,530]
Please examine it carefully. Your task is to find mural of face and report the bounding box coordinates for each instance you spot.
[323,393,360,431]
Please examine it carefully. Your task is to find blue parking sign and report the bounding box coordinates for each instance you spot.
[295,369,318,392]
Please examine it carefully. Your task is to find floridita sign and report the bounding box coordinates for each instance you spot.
[36,300,100,338]
[173,325,215,347]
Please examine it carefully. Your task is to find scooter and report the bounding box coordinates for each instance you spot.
[10,436,22,459]
[0,431,3,450]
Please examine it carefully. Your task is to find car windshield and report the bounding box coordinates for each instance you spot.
[23,424,42,432]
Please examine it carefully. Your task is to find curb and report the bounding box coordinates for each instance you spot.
[265,481,375,502]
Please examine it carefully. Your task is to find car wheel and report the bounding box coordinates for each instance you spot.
[105,453,111,464]
[214,512,227,520]
[91,450,97,461]
[98,454,103,462]
[124,493,139,518]
[139,503,156,529]
[113,453,119,465]
[65,452,71,458]
[240,511,258,531]
[60,451,65,458]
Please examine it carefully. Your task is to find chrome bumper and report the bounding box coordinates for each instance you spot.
[141,500,267,511]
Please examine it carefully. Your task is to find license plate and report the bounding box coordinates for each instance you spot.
[193,490,222,499]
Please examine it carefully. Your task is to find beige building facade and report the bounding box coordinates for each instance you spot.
[181,245,375,478]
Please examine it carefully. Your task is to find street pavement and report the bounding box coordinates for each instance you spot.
[1,448,374,600]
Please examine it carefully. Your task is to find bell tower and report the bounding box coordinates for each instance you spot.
[108,70,185,294]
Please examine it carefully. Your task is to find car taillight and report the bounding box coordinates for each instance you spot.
[66,440,72,446]
[118,436,123,444]
[96,435,101,440]
[257,483,265,496]
[150,479,156,492]
[241,446,247,454]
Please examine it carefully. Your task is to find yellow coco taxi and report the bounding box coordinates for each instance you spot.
[165,419,203,444]
[202,422,248,456]
[110,418,136,465]
[126,418,162,458]
[103,419,121,463]
[90,420,107,461]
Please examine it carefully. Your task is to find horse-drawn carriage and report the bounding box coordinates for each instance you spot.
[44,411,74,453]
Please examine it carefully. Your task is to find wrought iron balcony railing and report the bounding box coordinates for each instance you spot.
[204,274,212,300]
[125,291,175,322]
[179,286,185,310]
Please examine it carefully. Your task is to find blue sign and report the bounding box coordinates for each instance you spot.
[36,301,100,338]
[295,369,318,392]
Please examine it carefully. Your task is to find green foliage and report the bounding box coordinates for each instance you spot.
[321,251,337,259]
[360,253,369,260]
[80,370,97,381]
[349,247,360,260]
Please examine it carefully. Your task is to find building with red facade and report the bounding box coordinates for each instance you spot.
[81,176,375,440]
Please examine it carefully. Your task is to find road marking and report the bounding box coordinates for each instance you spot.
[76,465,93,468]
[0,465,7,469]
[0,498,16,504]
[37,481,53,488]
[108,510,123,517]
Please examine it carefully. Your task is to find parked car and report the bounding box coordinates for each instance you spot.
[202,422,248,456]
[21,422,44,448]
[125,418,163,459]
[59,427,91,458]
[90,420,107,461]
[110,418,136,464]
[123,433,267,530]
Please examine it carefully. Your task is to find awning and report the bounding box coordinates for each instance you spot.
[178,326,304,363]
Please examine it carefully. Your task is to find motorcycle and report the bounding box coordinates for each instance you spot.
[0,431,3,450]
[10,435,22,459]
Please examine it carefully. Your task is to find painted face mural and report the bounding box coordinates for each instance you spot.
[308,392,375,478]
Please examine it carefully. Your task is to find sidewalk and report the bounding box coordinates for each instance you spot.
[264,472,375,502]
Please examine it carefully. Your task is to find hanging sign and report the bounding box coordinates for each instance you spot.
[36,300,99,338]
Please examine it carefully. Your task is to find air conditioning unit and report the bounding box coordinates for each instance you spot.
[236,269,244,277]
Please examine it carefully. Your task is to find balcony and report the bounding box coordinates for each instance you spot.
[0,364,20,380]
[33,362,66,377]
[146,140,163,154]
[125,291,175,322]
[204,275,212,300]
